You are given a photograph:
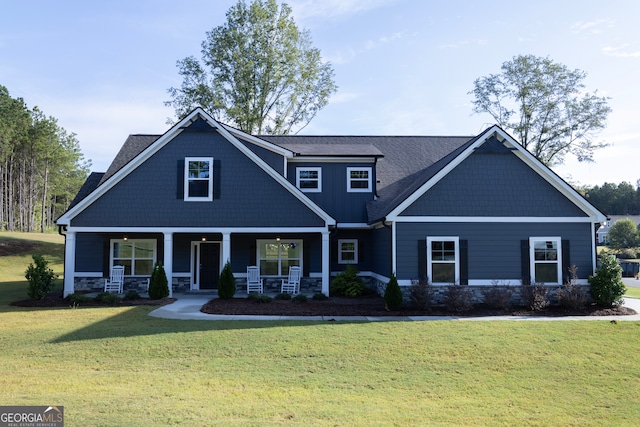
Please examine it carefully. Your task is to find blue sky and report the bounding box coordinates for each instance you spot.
[1,0,639,186]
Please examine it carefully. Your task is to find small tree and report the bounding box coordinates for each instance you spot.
[330,264,365,296]
[383,274,403,311]
[148,262,169,299]
[589,255,626,307]
[607,218,640,251]
[218,261,236,299]
[25,254,58,300]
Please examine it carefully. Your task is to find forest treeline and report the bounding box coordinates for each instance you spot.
[580,181,640,215]
[1,85,90,232]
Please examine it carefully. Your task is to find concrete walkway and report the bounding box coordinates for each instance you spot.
[148,292,640,322]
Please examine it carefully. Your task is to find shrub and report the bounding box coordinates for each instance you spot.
[217,261,236,299]
[481,281,514,310]
[95,292,120,304]
[443,284,473,313]
[312,292,328,300]
[330,264,366,296]
[25,254,58,300]
[148,262,169,299]
[124,290,141,301]
[617,248,637,259]
[410,278,434,312]
[589,255,626,307]
[556,265,586,310]
[521,282,549,311]
[383,274,403,311]
[292,294,308,302]
[248,294,271,303]
[65,293,92,304]
[275,293,292,300]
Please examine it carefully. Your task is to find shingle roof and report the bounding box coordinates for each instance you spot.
[66,172,105,210]
[99,134,160,185]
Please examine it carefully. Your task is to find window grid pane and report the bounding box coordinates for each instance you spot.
[258,240,302,275]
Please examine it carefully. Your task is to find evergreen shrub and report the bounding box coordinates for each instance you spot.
[218,261,236,299]
[148,262,170,299]
[383,274,403,311]
[589,255,626,307]
[25,254,58,300]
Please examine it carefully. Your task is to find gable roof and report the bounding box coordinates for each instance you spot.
[57,108,335,226]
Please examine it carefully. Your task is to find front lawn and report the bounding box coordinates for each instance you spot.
[1,232,639,426]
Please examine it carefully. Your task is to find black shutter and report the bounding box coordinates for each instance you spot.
[521,240,530,285]
[303,240,310,276]
[250,241,257,266]
[562,240,571,284]
[103,238,110,276]
[417,239,427,280]
[459,239,469,285]
[177,160,185,199]
[213,159,221,199]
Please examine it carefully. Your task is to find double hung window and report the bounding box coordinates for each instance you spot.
[530,237,562,284]
[338,239,358,264]
[347,167,372,192]
[427,237,459,284]
[296,167,321,192]
[185,157,213,201]
[257,239,303,275]
[111,239,156,276]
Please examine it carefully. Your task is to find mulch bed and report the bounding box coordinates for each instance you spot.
[200,293,637,317]
[10,292,636,317]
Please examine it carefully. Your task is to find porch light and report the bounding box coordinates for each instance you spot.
[201,236,206,242]
[123,235,128,241]
[276,236,281,242]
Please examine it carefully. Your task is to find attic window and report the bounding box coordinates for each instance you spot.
[184,157,213,201]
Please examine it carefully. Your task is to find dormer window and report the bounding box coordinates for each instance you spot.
[185,157,213,201]
[296,167,321,192]
[347,167,372,192]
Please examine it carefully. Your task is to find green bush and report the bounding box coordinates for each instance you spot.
[617,248,637,259]
[248,294,271,303]
[330,264,366,296]
[312,292,328,300]
[95,292,120,304]
[275,293,292,300]
[383,274,403,311]
[65,293,92,304]
[25,254,58,300]
[124,290,141,300]
[148,262,169,299]
[218,261,236,299]
[589,255,626,307]
[292,294,308,302]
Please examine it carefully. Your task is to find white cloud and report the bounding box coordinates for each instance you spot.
[602,44,640,58]
[439,39,488,49]
[570,19,615,35]
[289,0,396,21]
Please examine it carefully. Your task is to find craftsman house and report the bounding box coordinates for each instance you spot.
[56,108,606,299]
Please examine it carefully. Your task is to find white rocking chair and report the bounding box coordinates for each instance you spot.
[281,266,301,294]
[246,266,263,294]
[104,265,125,293]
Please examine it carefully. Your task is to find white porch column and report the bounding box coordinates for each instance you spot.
[322,231,330,296]
[63,230,76,297]
[164,232,174,298]
[222,232,231,265]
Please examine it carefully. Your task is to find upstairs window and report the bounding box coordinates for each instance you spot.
[347,167,372,192]
[296,167,321,192]
[185,157,213,201]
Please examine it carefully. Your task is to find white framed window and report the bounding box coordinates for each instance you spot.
[530,237,562,284]
[257,239,303,276]
[347,167,372,192]
[111,239,156,276]
[296,167,321,192]
[185,157,213,201]
[427,236,459,284]
[338,239,358,264]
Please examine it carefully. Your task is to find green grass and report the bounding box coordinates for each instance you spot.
[1,232,640,426]
[625,286,640,299]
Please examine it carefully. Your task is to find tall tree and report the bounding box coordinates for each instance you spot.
[469,55,611,166]
[166,0,337,134]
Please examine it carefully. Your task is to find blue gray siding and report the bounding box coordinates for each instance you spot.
[287,162,375,223]
[371,226,392,277]
[75,233,105,272]
[331,230,374,272]
[71,131,326,227]
[401,151,587,217]
[395,222,594,281]
[239,140,285,175]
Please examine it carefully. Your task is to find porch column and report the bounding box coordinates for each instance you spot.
[164,232,173,298]
[222,232,231,265]
[63,230,76,297]
[322,231,330,296]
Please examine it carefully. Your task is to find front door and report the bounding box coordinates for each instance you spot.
[199,243,220,289]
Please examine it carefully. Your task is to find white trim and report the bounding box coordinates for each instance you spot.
[57,108,335,227]
[385,126,607,223]
[65,226,329,234]
[336,223,372,229]
[394,216,599,223]
[296,167,322,192]
[391,221,397,276]
[347,167,372,193]
[338,239,358,264]
[221,124,294,158]
[289,157,376,163]
[529,236,562,285]
[184,157,214,202]
[426,236,460,285]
